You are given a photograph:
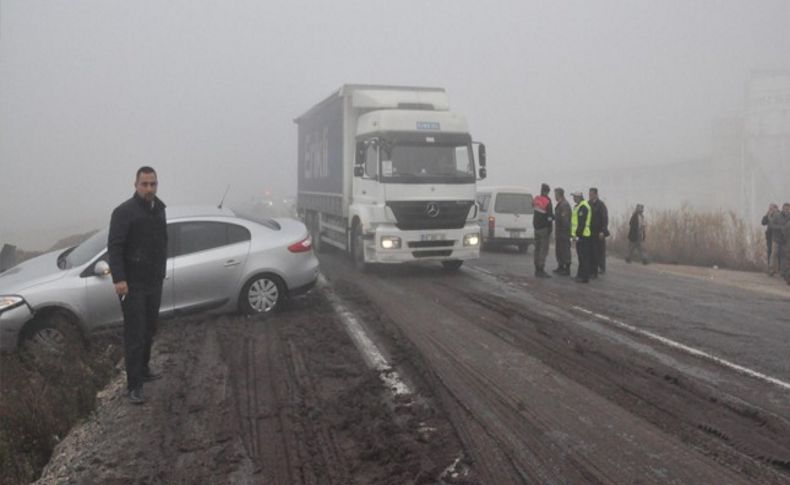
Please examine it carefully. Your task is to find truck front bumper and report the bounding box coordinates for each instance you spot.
[364,224,481,264]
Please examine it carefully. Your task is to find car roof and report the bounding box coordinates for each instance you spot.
[166,205,237,220]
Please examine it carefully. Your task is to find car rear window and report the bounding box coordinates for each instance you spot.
[494,193,534,214]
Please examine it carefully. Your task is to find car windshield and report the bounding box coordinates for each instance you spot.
[379,135,475,184]
[63,227,108,269]
[495,193,534,214]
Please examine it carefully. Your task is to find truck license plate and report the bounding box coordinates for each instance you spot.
[421,233,446,241]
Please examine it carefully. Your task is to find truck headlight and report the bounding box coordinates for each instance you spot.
[380,236,402,249]
[0,296,24,312]
[464,233,480,247]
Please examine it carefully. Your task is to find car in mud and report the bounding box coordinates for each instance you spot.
[0,206,319,353]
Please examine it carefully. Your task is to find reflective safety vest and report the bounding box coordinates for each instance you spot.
[572,200,592,238]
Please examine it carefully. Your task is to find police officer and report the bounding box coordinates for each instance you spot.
[108,166,167,404]
[571,191,593,283]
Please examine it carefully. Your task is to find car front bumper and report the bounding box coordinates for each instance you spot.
[0,303,33,352]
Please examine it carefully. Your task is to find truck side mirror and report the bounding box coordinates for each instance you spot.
[478,167,487,180]
[354,166,364,177]
[355,142,366,165]
[478,144,486,167]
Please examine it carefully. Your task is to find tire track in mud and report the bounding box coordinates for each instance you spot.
[440,276,790,483]
[323,259,783,484]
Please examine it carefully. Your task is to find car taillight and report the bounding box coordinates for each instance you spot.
[488,216,495,237]
[288,235,312,253]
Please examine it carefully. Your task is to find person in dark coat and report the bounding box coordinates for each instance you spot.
[108,166,167,404]
[761,204,779,265]
[626,204,648,264]
[588,188,609,276]
[552,187,572,275]
[781,203,790,285]
[532,183,554,278]
[767,203,787,276]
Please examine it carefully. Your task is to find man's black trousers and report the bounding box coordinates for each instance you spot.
[121,286,161,391]
[575,238,593,280]
[591,237,607,273]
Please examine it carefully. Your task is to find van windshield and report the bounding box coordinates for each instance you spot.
[494,193,534,215]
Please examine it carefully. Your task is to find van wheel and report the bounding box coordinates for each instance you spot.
[352,224,370,272]
[239,273,285,315]
[441,260,464,271]
[519,243,529,254]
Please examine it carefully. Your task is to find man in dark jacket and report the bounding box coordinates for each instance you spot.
[761,204,779,265]
[626,204,648,264]
[588,188,609,277]
[108,166,167,404]
[532,183,554,278]
[767,203,787,276]
[552,187,572,275]
[781,203,790,285]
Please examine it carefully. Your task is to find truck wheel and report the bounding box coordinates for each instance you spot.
[441,260,464,271]
[352,225,369,272]
[239,273,284,316]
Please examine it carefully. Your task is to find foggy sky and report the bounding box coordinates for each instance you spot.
[1,0,789,249]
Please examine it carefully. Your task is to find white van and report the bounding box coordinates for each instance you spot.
[476,186,534,253]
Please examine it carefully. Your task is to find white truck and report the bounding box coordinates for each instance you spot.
[296,84,487,271]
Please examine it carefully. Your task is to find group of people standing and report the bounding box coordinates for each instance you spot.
[761,203,790,285]
[531,183,612,283]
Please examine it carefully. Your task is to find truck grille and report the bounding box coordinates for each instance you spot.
[387,201,473,230]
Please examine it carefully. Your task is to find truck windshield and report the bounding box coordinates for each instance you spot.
[380,137,475,184]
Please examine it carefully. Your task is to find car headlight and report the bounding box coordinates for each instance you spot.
[0,296,24,312]
[463,233,480,247]
[380,236,402,249]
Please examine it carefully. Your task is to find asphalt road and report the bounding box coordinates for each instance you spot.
[320,246,790,484]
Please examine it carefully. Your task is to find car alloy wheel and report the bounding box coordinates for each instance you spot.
[241,274,283,315]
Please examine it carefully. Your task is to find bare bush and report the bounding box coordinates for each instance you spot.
[609,204,766,271]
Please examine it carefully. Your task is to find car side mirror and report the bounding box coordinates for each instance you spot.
[94,260,111,277]
[354,165,364,177]
[478,167,487,180]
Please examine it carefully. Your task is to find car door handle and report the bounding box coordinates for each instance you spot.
[224,260,241,268]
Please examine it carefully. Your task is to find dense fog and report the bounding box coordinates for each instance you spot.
[1,0,789,249]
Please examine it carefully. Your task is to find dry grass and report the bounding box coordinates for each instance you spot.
[609,204,766,272]
[0,334,122,485]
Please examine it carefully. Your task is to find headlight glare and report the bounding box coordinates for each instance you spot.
[380,236,401,249]
[464,233,480,247]
[0,296,24,312]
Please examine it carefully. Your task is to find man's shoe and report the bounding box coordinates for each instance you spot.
[625,258,631,263]
[574,277,589,283]
[536,269,551,279]
[128,388,146,405]
[142,368,162,382]
[552,267,563,274]
[590,273,598,279]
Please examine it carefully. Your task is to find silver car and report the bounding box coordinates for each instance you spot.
[0,206,319,352]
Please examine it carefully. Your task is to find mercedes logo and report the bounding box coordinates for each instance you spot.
[426,202,440,218]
